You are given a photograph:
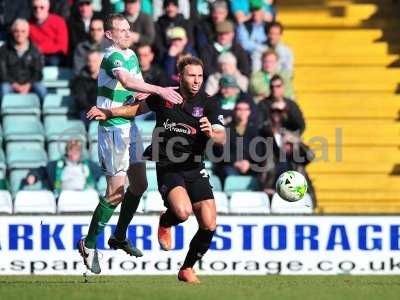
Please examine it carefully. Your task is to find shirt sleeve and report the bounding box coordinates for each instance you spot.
[205,98,225,131]
[101,52,129,78]
[146,95,163,112]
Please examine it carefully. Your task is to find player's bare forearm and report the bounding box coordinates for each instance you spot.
[115,70,182,104]
[108,104,141,118]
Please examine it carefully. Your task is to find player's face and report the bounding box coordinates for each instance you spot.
[107,19,132,50]
[181,65,204,96]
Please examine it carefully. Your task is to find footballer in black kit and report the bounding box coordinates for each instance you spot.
[87,55,226,284]
[143,88,224,206]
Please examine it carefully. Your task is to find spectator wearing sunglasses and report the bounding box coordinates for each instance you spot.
[257,74,305,134]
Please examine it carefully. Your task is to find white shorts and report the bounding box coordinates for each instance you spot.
[98,123,144,176]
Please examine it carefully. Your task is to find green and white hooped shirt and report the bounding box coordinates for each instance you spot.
[97,46,143,128]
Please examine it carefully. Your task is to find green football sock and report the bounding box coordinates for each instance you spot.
[85,197,116,249]
[114,189,142,241]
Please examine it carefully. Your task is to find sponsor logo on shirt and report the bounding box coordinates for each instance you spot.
[163,118,197,135]
[192,106,204,118]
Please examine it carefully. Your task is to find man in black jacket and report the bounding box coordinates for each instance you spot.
[124,0,155,47]
[154,0,194,60]
[68,0,103,53]
[199,20,250,77]
[0,18,46,100]
[257,74,305,134]
[73,17,109,74]
[70,50,102,127]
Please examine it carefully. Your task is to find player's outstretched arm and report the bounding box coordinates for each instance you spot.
[199,117,226,145]
[86,102,149,120]
[115,70,183,104]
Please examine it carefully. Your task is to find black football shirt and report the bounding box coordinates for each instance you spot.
[144,89,224,169]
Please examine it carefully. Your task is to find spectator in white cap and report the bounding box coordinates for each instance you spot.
[205,51,248,96]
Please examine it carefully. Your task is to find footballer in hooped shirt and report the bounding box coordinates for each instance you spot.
[88,54,226,284]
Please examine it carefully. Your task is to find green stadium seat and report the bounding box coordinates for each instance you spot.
[6,142,47,169]
[224,175,260,196]
[9,169,45,196]
[56,88,71,96]
[96,176,106,195]
[42,94,74,115]
[88,121,98,143]
[1,93,41,116]
[0,148,6,174]
[43,67,73,88]
[2,115,45,143]
[47,141,89,161]
[136,120,156,141]
[209,174,222,191]
[44,116,87,142]
[146,169,158,192]
[90,142,99,164]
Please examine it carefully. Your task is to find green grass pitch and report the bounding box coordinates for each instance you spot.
[0,276,399,300]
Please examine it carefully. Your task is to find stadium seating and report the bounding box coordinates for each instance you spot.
[57,190,100,213]
[229,192,270,214]
[96,176,107,196]
[9,169,45,196]
[88,121,99,143]
[270,193,313,214]
[1,93,41,116]
[14,190,56,214]
[146,169,158,192]
[213,191,229,214]
[42,94,74,115]
[90,142,99,164]
[44,116,87,143]
[43,66,73,89]
[47,141,89,161]
[0,148,6,174]
[280,0,400,213]
[2,115,45,143]
[209,174,222,191]
[144,191,165,213]
[136,120,156,141]
[6,142,47,169]
[0,191,13,214]
[224,176,259,196]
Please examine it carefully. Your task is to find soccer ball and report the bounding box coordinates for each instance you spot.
[276,171,308,202]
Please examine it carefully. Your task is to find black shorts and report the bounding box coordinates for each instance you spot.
[156,164,214,207]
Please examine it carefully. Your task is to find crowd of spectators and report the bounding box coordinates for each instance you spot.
[0,0,316,204]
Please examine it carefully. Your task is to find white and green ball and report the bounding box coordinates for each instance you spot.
[276,171,308,202]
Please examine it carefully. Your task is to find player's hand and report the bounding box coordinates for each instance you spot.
[86,106,110,121]
[135,92,150,101]
[200,117,213,138]
[158,86,183,104]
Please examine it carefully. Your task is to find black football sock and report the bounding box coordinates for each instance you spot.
[114,189,142,241]
[160,209,184,227]
[182,228,215,269]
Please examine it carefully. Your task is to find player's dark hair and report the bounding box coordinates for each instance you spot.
[177,54,204,75]
[269,21,284,33]
[104,14,126,31]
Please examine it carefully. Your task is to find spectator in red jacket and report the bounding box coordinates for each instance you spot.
[29,0,69,65]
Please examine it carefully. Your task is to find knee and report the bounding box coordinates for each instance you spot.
[174,205,192,222]
[106,188,125,206]
[201,222,217,232]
